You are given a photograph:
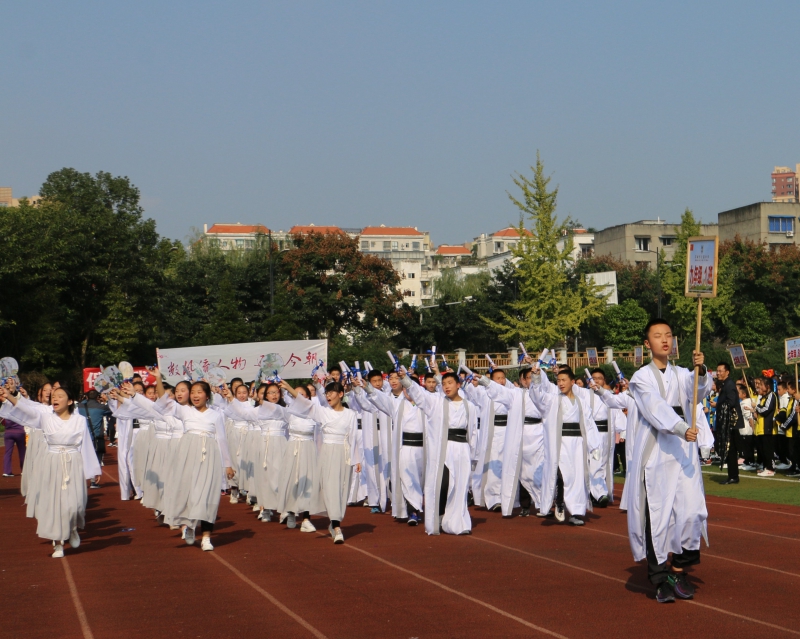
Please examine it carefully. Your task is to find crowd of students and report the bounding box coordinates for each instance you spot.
[1,316,787,605]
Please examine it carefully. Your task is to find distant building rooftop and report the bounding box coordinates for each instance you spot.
[361,226,424,236]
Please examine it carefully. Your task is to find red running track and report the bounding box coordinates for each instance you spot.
[1,445,799,639]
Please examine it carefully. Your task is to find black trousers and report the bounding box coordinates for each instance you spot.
[405,499,419,516]
[726,428,740,480]
[614,440,626,473]
[776,434,790,465]
[200,520,214,533]
[518,483,532,509]
[555,469,564,507]
[644,494,700,585]
[740,434,755,465]
[757,434,774,470]
[439,465,450,517]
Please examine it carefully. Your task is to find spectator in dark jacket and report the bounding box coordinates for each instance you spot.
[78,390,111,468]
[716,363,744,484]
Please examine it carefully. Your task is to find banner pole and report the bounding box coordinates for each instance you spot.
[690,297,703,436]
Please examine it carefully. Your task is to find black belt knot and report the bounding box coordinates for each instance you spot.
[524,417,542,424]
[493,414,508,427]
[402,432,423,447]
[562,421,581,437]
[595,419,608,432]
[447,428,468,443]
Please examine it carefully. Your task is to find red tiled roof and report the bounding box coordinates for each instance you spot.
[360,226,423,236]
[206,224,270,234]
[289,225,345,235]
[493,227,532,238]
[436,245,472,255]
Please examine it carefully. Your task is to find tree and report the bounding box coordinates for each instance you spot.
[432,269,490,302]
[599,299,649,348]
[482,153,607,349]
[660,209,733,340]
[727,301,772,348]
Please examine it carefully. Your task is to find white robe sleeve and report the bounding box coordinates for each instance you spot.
[213,410,232,467]
[0,396,43,428]
[630,370,689,438]
[401,376,436,419]
[79,416,102,479]
[362,384,394,418]
[286,394,327,424]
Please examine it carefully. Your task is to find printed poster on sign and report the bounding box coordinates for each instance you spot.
[669,337,679,360]
[586,347,599,367]
[634,346,644,367]
[684,236,718,298]
[785,337,800,365]
[156,339,328,386]
[727,344,749,369]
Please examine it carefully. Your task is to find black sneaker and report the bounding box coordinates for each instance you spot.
[519,508,530,517]
[668,572,695,599]
[89,482,100,489]
[490,504,501,512]
[597,495,609,508]
[656,581,676,603]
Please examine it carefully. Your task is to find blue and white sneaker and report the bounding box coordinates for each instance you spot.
[407,513,421,526]
[370,506,381,514]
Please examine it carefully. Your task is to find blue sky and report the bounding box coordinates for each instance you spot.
[2,2,797,245]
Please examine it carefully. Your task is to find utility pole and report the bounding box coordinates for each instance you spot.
[269,231,274,316]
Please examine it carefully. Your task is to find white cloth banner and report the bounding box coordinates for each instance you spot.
[156,339,328,385]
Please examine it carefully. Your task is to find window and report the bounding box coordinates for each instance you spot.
[494,241,504,253]
[507,242,516,250]
[361,241,369,250]
[383,241,391,250]
[661,237,674,246]
[235,239,244,248]
[412,241,420,250]
[411,291,415,297]
[635,237,650,252]
[245,240,254,248]
[391,241,399,250]
[409,272,415,279]
[581,245,593,257]
[423,244,428,250]
[768,216,794,233]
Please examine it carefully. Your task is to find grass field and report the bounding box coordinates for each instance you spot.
[615,466,800,507]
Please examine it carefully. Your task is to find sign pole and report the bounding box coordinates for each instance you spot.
[690,297,703,436]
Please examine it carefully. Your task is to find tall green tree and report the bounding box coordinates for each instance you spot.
[482,154,607,349]
[599,299,649,348]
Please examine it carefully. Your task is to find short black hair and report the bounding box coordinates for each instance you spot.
[590,368,607,384]
[410,374,420,384]
[643,318,671,343]
[366,370,383,382]
[518,366,532,378]
[716,362,731,373]
[441,371,459,385]
[423,372,438,382]
[556,367,576,381]
[489,369,506,380]
[324,381,345,394]
[328,364,342,374]
[231,377,244,386]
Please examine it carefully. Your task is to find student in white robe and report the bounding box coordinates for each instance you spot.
[399,369,479,536]
[285,380,362,544]
[224,383,251,503]
[530,366,602,526]
[356,372,425,525]
[0,385,101,558]
[152,374,234,551]
[474,366,543,517]
[587,369,615,507]
[464,369,509,513]
[108,394,139,501]
[627,318,712,604]
[351,370,392,514]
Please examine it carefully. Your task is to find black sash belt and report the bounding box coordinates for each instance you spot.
[447,428,468,443]
[402,432,423,447]
[493,415,508,427]
[673,406,684,418]
[477,418,481,430]
[357,419,362,430]
[132,419,140,430]
[595,419,608,433]
[562,421,582,437]
[524,417,542,425]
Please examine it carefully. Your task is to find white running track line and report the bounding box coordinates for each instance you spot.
[702,469,800,484]
[468,535,800,637]
[61,557,95,639]
[711,523,800,542]
[210,552,329,639]
[336,536,571,639]
[586,525,800,579]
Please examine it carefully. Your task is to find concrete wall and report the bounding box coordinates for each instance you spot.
[718,202,800,246]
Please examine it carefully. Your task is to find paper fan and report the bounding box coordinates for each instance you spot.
[259,353,285,378]
[206,367,227,388]
[103,365,123,388]
[118,361,135,381]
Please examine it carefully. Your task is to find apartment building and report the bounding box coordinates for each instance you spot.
[718,202,799,248]
[0,187,42,207]
[203,223,270,250]
[473,227,530,259]
[593,219,718,267]
[772,165,800,203]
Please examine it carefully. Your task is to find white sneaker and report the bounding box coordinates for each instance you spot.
[252,504,260,512]
[333,529,344,544]
[230,494,239,504]
[280,512,288,524]
[554,504,566,522]
[287,513,297,529]
[259,509,271,522]
[300,519,316,533]
[69,529,80,549]
[52,543,65,558]
[775,462,791,470]
[201,537,214,551]
[757,469,775,477]
[184,526,196,545]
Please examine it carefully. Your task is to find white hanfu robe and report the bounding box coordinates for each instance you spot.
[627,362,712,565]
[402,377,479,536]
[155,399,232,527]
[480,378,543,516]
[595,388,636,510]
[349,390,389,511]
[586,390,614,502]
[286,396,361,523]
[465,382,506,510]
[108,399,139,500]
[359,384,425,519]
[0,398,100,541]
[531,373,602,518]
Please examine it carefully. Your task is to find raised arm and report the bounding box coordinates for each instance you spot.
[0,394,44,429]
[360,383,394,418]
[285,393,327,424]
[400,374,436,419]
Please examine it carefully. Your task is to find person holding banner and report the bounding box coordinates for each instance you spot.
[151,370,234,551]
[626,319,712,604]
